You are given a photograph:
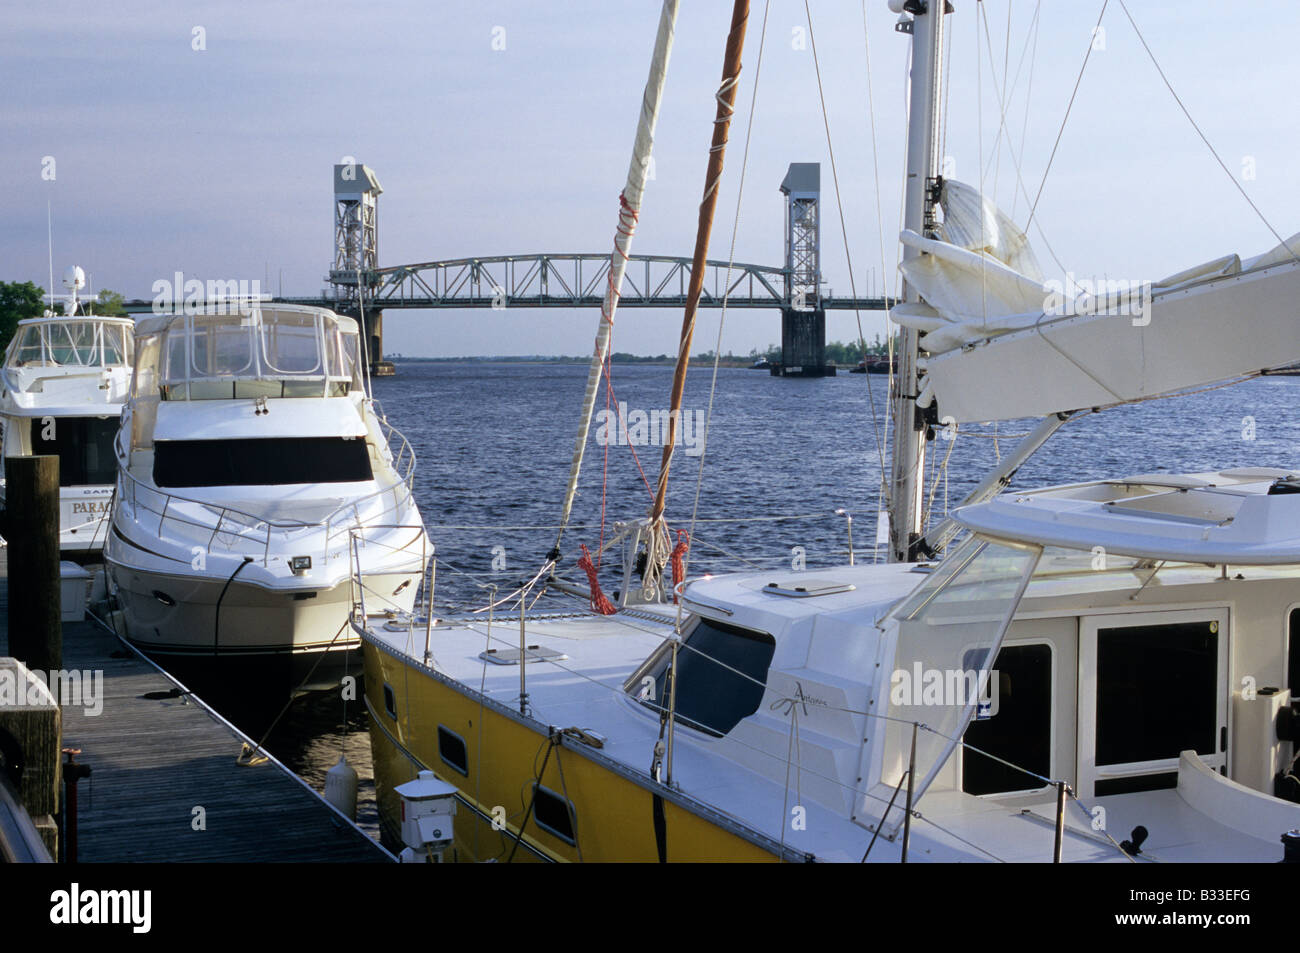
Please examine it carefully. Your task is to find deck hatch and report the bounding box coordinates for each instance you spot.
[479,645,568,665]
[762,577,856,598]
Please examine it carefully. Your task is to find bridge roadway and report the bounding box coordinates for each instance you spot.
[120,252,889,313]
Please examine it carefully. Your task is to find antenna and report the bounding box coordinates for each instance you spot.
[47,201,54,313]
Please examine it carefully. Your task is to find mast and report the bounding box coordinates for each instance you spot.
[551,1,681,561]
[888,0,948,563]
[648,0,750,529]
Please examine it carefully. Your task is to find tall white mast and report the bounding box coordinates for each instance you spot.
[552,1,680,561]
[888,0,948,563]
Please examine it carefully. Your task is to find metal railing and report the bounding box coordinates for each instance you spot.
[113,408,419,568]
[348,523,436,661]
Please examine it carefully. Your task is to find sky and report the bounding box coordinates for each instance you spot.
[4,1,1300,358]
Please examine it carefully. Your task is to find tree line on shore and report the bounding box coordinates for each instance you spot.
[0,280,127,351]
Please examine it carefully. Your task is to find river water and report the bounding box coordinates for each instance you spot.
[223,360,1300,840]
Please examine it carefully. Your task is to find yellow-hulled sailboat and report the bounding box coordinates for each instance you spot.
[358,0,1300,863]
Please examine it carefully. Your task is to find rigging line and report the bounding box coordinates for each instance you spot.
[1067,792,1139,863]
[862,0,894,319]
[682,0,770,593]
[1010,1,1043,221]
[804,0,890,492]
[923,425,957,529]
[779,704,796,857]
[597,353,612,566]
[985,0,1013,202]
[966,4,1065,275]
[1116,0,1299,263]
[649,0,749,529]
[686,534,776,572]
[1025,0,1109,232]
[860,0,897,519]
[1025,308,1138,407]
[550,735,584,862]
[424,512,834,531]
[975,0,988,334]
[601,357,657,500]
[990,3,1044,206]
[977,0,1033,203]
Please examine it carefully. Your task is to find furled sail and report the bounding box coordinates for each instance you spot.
[891,180,1300,423]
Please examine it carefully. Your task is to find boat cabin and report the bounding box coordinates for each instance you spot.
[657,468,1300,860]
[0,315,135,550]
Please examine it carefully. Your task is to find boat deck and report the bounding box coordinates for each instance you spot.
[368,574,1294,862]
[0,548,391,862]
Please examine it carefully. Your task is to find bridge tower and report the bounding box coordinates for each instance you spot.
[328,162,392,375]
[774,163,834,377]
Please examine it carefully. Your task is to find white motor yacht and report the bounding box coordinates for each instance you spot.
[0,266,133,556]
[104,303,429,690]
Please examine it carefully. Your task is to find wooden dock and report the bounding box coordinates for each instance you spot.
[0,549,391,862]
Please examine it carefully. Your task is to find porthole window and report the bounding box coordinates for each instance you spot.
[438,726,469,776]
[532,784,576,845]
[382,683,397,720]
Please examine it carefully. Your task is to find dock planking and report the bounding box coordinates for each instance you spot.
[0,549,391,862]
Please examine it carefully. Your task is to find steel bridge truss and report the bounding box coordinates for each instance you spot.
[336,254,882,311]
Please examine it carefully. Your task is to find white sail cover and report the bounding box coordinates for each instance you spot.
[891,180,1300,423]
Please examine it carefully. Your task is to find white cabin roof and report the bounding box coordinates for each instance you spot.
[153,395,367,441]
[954,467,1300,564]
[133,304,357,337]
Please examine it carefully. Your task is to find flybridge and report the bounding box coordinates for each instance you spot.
[131,305,365,402]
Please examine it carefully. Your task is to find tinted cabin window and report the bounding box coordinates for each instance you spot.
[153,437,372,487]
[634,619,776,737]
[30,417,118,486]
[532,784,575,845]
[1096,620,1217,766]
[438,726,468,776]
[962,643,1052,795]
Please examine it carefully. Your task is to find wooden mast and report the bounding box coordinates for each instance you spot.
[648,0,750,543]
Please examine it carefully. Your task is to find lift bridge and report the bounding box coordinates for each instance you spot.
[126,163,888,376]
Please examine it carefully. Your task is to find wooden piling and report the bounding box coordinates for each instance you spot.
[5,455,61,673]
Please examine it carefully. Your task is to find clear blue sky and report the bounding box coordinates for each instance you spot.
[4,1,1299,356]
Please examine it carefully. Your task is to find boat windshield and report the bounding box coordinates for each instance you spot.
[134,308,364,401]
[7,319,132,369]
[869,535,1040,835]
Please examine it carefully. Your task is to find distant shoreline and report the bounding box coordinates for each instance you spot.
[386,355,759,367]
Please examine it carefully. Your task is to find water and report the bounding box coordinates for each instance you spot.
[230,361,1300,839]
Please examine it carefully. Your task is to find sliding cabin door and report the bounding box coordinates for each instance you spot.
[1077,609,1229,799]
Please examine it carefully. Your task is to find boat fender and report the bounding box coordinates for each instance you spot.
[324,755,359,821]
